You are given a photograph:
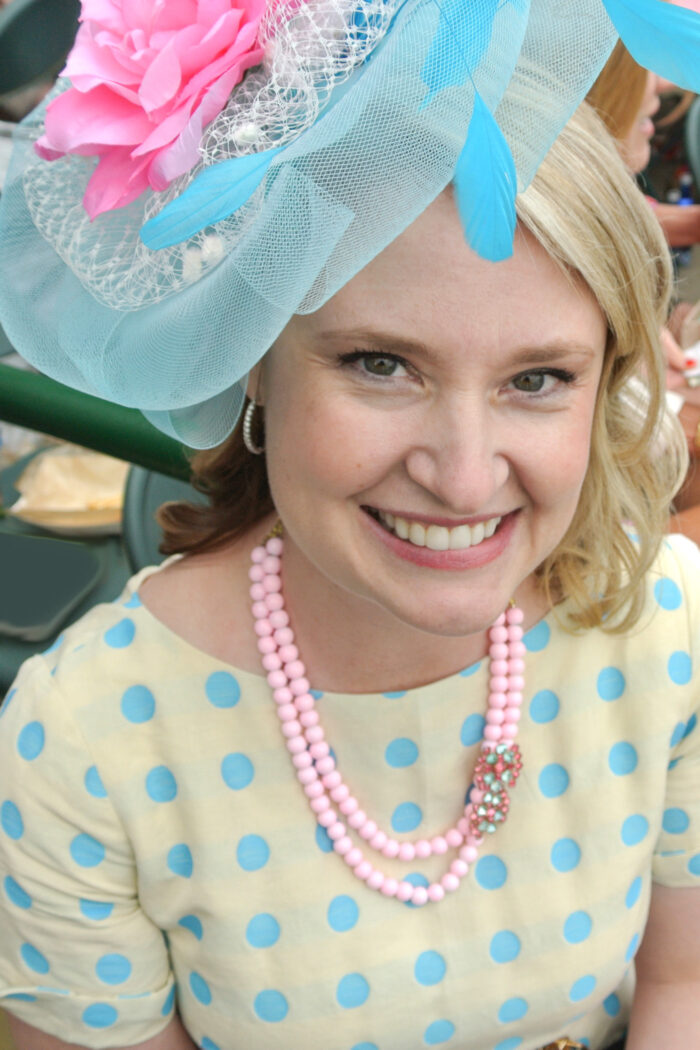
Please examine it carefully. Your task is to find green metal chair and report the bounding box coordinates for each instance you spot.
[0,0,80,96]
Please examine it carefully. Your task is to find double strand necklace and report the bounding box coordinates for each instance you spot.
[250,531,524,907]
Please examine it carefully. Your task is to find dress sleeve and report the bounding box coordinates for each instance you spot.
[0,654,176,1048]
[652,537,700,888]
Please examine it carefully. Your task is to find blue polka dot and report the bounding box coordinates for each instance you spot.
[121,685,155,723]
[96,954,132,985]
[167,844,193,878]
[391,801,423,833]
[424,1020,456,1045]
[161,985,176,1017]
[523,620,550,651]
[668,651,692,685]
[237,834,270,871]
[538,764,569,798]
[683,714,697,739]
[383,690,406,699]
[17,721,44,760]
[80,900,114,920]
[460,660,481,677]
[104,618,135,648]
[626,932,640,963]
[221,753,254,790]
[476,855,507,889]
[563,911,592,944]
[654,577,682,610]
[352,1044,379,1050]
[551,838,581,872]
[336,973,370,1008]
[689,854,700,877]
[498,997,528,1023]
[529,690,560,724]
[85,766,107,798]
[385,737,419,767]
[21,943,49,974]
[178,915,203,939]
[1,800,24,839]
[328,895,359,932]
[671,721,686,747]
[4,876,31,909]
[663,807,690,834]
[254,989,289,1022]
[415,950,446,985]
[668,757,681,771]
[70,833,105,868]
[189,972,211,1005]
[246,913,281,948]
[42,633,64,655]
[6,994,36,1002]
[608,742,638,776]
[621,815,649,846]
[494,1039,523,1050]
[603,993,621,1017]
[205,671,240,708]
[569,975,596,1002]
[315,824,333,852]
[626,877,642,908]
[597,667,625,701]
[310,689,324,700]
[460,714,486,746]
[490,930,521,963]
[82,1004,118,1028]
[123,593,142,609]
[201,1041,220,1050]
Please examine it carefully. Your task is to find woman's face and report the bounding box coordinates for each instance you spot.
[258,193,607,640]
[622,70,660,173]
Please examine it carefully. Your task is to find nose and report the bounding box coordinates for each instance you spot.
[403,395,510,513]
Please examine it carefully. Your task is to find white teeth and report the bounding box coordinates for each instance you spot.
[376,511,502,551]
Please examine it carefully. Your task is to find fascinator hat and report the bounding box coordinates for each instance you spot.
[1,0,700,448]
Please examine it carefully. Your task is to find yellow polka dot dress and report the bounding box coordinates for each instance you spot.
[1,536,700,1050]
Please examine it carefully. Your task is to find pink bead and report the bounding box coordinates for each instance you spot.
[278,644,298,663]
[396,881,414,902]
[489,642,508,659]
[328,821,346,841]
[297,767,317,785]
[508,658,525,674]
[339,796,359,816]
[367,870,385,891]
[506,605,524,624]
[469,789,484,804]
[380,877,399,897]
[318,809,336,827]
[252,600,269,619]
[441,873,460,893]
[266,536,283,556]
[287,737,307,754]
[398,841,416,862]
[334,836,353,855]
[262,555,281,575]
[274,627,294,646]
[457,817,470,836]
[251,545,266,563]
[489,691,507,708]
[345,848,363,868]
[506,691,523,706]
[509,675,525,691]
[445,828,463,849]
[262,652,282,672]
[323,772,343,791]
[305,726,324,744]
[285,659,306,680]
[269,609,289,629]
[267,670,287,689]
[501,723,517,740]
[354,860,373,881]
[484,725,501,742]
[281,721,302,739]
[382,839,400,859]
[504,707,521,723]
[415,839,432,859]
[263,574,282,593]
[489,625,508,643]
[489,675,509,692]
[330,784,350,803]
[492,612,506,627]
[358,820,377,840]
[490,658,509,676]
[265,592,284,611]
[315,756,335,776]
[510,641,526,657]
[460,844,479,863]
[277,703,298,722]
[369,830,388,851]
[257,636,276,655]
[430,836,448,855]
[249,583,266,601]
[290,677,311,697]
[273,686,293,704]
[310,741,330,760]
[450,859,469,878]
[411,886,428,907]
[486,709,505,725]
[310,797,330,814]
[304,780,324,798]
[292,751,312,769]
[427,883,445,903]
[295,693,315,712]
[300,710,319,728]
[348,809,367,829]
[248,564,264,582]
[507,624,523,641]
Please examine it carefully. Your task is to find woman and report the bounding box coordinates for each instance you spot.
[1,2,700,1049]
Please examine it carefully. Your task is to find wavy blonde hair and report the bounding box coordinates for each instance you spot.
[160,103,687,632]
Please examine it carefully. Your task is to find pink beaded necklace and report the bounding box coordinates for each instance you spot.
[249,529,524,906]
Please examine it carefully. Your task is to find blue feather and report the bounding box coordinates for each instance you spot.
[141,146,283,250]
[453,93,516,262]
[602,0,700,93]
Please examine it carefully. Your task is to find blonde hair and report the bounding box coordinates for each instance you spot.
[586,40,648,142]
[516,101,687,631]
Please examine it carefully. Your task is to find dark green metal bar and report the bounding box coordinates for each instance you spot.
[0,363,192,480]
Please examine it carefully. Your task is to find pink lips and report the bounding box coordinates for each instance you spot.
[362,508,518,570]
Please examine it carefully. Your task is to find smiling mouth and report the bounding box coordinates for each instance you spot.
[365,508,502,551]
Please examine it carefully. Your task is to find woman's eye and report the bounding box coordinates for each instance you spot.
[512,371,547,393]
[341,352,410,378]
[510,369,574,395]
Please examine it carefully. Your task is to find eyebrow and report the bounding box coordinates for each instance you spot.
[314,327,599,364]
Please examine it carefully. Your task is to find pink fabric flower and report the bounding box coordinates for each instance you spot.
[36,0,267,218]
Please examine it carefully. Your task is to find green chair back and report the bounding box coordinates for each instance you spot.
[0,0,80,95]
